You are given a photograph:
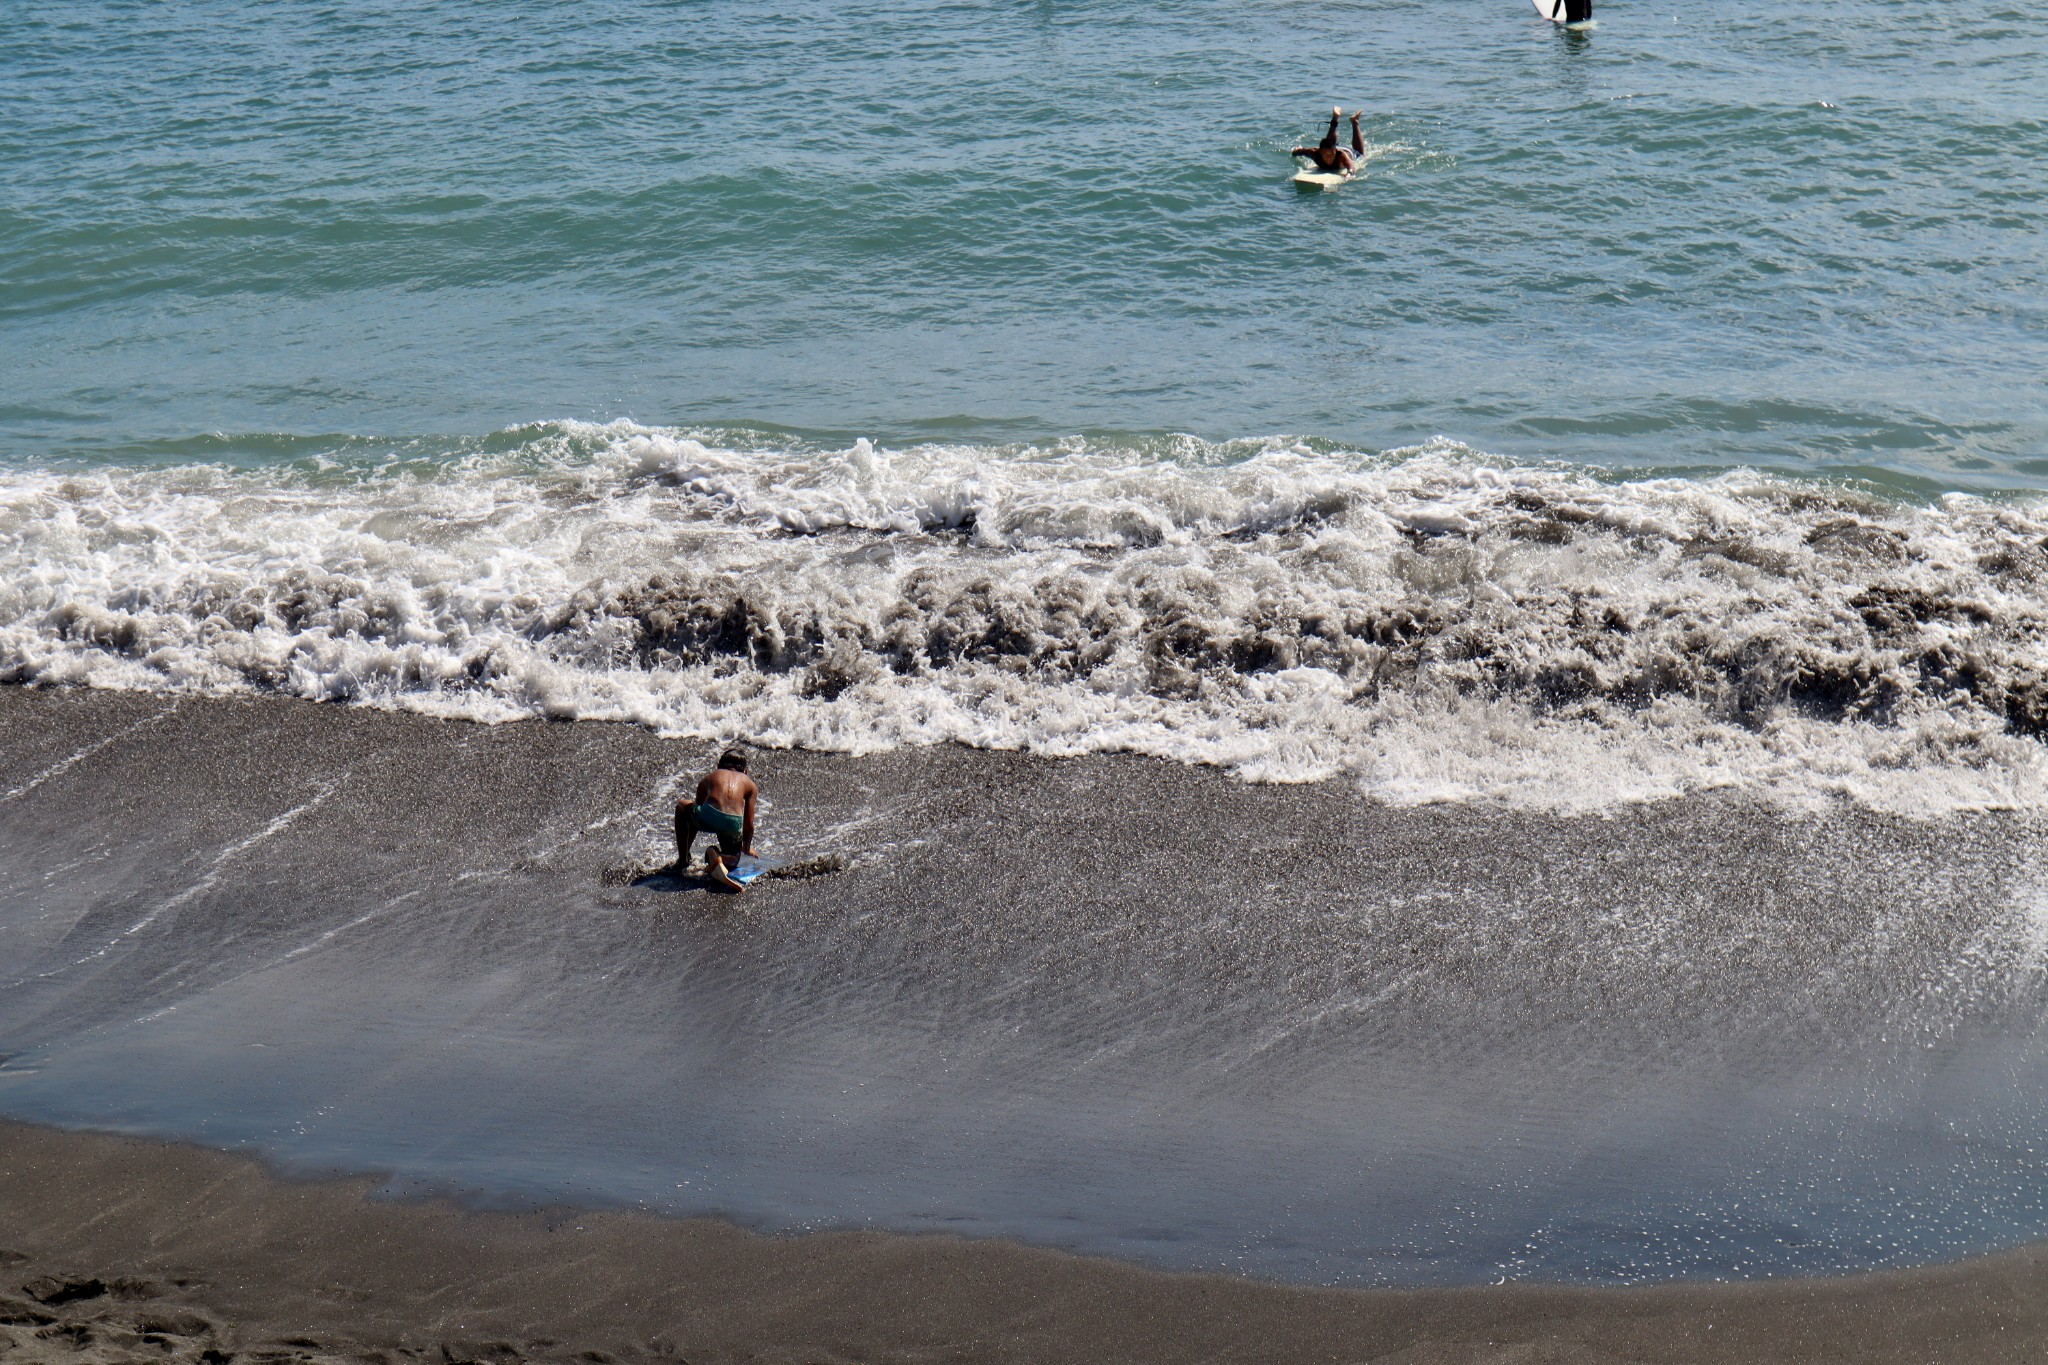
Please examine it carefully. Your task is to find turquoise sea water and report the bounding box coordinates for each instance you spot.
[4,0,2045,482]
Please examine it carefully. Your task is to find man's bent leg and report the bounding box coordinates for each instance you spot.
[675,804,699,867]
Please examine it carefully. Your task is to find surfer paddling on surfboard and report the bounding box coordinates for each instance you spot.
[676,749,759,893]
[1292,106,1364,175]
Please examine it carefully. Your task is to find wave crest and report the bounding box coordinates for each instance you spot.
[7,421,2048,812]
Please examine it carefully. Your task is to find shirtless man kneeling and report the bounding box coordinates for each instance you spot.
[676,749,758,892]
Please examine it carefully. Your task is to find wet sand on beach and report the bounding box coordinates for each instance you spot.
[1,1116,2046,1365]
[5,686,2048,1358]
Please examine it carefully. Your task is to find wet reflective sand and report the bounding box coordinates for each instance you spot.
[4,688,2047,1286]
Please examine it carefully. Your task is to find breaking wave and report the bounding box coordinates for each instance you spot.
[7,420,2048,812]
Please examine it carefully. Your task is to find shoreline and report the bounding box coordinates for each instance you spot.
[2,1115,2045,1364]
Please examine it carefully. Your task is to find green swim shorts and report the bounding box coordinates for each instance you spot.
[692,801,745,855]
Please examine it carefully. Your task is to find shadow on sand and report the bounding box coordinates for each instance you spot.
[600,853,853,894]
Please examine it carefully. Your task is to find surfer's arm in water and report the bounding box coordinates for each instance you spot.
[1291,108,1343,165]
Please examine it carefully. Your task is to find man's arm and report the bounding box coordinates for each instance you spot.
[1290,145,1316,158]
[741,783,757,856]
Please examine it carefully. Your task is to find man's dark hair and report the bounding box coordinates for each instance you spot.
[716,749,749,772]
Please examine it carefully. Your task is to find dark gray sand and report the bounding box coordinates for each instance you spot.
[7,687,2048,1357]
[2,1117,2047,1365]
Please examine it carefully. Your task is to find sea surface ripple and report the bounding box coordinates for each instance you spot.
[2,0,2045,476]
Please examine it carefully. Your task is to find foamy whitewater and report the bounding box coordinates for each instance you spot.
[6,422,2048,813]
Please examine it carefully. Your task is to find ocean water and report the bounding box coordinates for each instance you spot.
[5,0,2046,472]
[5,0,2048,810]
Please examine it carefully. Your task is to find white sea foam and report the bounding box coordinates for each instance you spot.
[7,421,2048,814]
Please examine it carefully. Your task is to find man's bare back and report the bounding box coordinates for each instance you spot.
[696,767,756,821]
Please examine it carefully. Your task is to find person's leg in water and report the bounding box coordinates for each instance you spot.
[1349,109,1364,162]
[674,801,699,871]
[702,840,745,893]
[701,846,730,891]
